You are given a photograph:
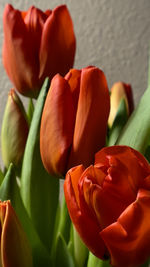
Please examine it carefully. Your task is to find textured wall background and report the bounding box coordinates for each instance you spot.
[0,0,150,129]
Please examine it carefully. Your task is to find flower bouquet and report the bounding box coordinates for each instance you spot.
[0,3,150,267]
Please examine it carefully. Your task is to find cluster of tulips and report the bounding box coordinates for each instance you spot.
[0,3,150,267]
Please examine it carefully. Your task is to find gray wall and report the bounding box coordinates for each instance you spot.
[0,0,150,122]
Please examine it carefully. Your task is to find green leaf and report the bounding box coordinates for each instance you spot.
[50,201,61,260]
[57,194,71,243]
[73,226,89,267]
[141,258,150,267]
[67,223,74,260]
[54,234,75,267]
[51,195,71,263]
[116,87,150,154]
[107,98,128,146]
[145,145,150,162]
[0,164,51,267]
[87,253,110,267]
[21,78,59,251]
[27,98,34,125]
[147,47,150,88]
[0,168,4,185]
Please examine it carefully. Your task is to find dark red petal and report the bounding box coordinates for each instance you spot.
[1,201,32,266]
[101,189,150,267]
[39,5,76,81]
[68,66,110,169]
[40,74,76,176]
[95,146,150,191]
[3,4,41,97]
[64,170,108,259]
[65,69,81,111]
[123,83,134,114]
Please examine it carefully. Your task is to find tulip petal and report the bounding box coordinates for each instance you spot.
[40,74,76,176]
[93,146,150,228]
[39,5,76,81]
[95,146,150,192]
[24,6,48,34]
[68,66,110,169]
[101,189,150,267]
[2,4,42,97]
[69,165,85,207]
[64,167,108,260]
[65,69,81,111]
[1,201,33,267]
[77,163,136,230]
[123,83,134,114]
[79,166,106,211]
[91,181,132,229]
[23,7,49,67]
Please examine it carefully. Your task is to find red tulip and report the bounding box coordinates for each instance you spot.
[64,145,150,267]
[0,200,32,266]
[2,4,76,98]
[108,82,134,127]
[40,66,110,176]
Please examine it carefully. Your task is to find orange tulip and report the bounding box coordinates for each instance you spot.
[40,66,110,176]
[2,4,76,98]
[0,200,32,267]
[108,82,134,127]
[64,145,150,267]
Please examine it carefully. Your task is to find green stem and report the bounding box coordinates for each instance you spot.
[73,226,88,267]
[87,252,110,267]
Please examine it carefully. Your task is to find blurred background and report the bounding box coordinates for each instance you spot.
[0,0,150,130]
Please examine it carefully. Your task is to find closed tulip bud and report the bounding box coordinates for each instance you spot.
[2,4,76,98]
[108,82,134,127]
[64,145,150,267]
[0,200,32,267]
[40,66,110,177]
[1,89,29,169]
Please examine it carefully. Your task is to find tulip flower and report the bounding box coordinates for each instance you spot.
[1,89,29,169]
[40,66,110,176]
[108,82,134,127]
[64,145,150,267]
[2,4,76,98]
[0,200,32,266]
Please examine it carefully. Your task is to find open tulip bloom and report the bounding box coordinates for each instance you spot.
[64,145,150,267]
[1,3,150,267]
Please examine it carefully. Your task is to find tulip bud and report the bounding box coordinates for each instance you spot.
[0,200,32,266]
[40,66,110,177]
[1,89,29,169]
[108,82,134,127]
